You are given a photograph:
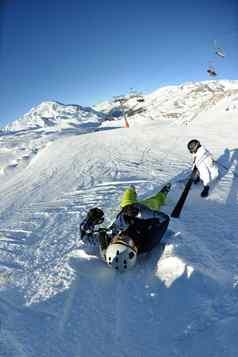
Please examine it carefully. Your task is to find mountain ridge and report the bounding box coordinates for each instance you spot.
[3,80,238,134]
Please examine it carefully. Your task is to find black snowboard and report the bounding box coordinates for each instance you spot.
[171,166,198,218]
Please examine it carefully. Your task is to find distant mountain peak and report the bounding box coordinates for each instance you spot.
[4,101,105,133]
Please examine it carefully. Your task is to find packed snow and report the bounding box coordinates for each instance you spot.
[0,80,238,357]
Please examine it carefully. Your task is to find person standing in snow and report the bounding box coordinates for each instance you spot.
[80,183,171,272]
[187,139,219,197]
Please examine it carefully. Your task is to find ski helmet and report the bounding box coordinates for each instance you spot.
[187,139,201,153]
[105,236,137,272]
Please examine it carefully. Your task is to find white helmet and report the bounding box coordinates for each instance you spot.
[105,239,137,272]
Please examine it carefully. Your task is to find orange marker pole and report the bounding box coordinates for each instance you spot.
[124,117,129,128]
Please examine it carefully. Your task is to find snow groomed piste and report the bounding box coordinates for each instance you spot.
[0,80,238,357]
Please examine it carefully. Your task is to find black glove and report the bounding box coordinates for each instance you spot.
[193,175,200,184]
[87,207,104,225]
[80,208,104,244]
[80,218,95,243]
[97,228,111,251]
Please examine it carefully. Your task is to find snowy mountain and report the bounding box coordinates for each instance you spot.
[0,80,238,357]
[4,101,105,133]
[95,80,238,124]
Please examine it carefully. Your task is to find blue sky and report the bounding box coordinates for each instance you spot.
[0,0,238,126]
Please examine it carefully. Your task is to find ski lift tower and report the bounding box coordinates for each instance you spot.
[113,95,129,128]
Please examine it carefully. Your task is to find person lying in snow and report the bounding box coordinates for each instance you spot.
[80,184,171,272]
[187,139,219,197]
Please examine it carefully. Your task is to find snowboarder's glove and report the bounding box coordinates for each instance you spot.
[193,175,200,184]
[80,218,95,243]
[80,208,104,244]
[86,207,104,225]
[97,228,111,250]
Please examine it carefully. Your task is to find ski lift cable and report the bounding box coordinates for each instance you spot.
[212,27,238,55]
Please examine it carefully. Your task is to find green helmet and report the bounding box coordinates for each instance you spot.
[105,239,137,272]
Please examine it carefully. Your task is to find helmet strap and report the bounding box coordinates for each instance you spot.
[113,239,138,253]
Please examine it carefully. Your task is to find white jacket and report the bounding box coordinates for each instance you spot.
[192,146,219,186]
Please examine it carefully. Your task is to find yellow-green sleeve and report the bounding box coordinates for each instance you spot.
[140,192,166,212]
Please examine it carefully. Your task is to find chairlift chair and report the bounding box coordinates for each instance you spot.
[215,48,225,58]
[207,67,217,76]
[214,40,225,58]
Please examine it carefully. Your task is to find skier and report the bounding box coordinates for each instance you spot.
[80,183,171,272]
[187,139,219,197]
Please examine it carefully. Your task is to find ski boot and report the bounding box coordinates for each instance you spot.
[200,185,209,197]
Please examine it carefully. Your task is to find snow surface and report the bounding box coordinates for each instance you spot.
[0,80,238,357]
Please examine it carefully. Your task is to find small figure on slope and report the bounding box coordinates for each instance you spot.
[80,183,171,272]
[187,139,219,197]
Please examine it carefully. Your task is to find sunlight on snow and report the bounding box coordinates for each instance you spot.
[69,248,97,261]
[155,245,194,287]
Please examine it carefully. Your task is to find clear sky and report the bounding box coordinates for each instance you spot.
[0,0,237,126]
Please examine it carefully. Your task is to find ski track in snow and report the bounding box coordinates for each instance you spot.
[0,82,238,357]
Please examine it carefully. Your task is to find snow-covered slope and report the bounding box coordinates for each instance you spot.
[0,101,106,179]
[0,80,238,357]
